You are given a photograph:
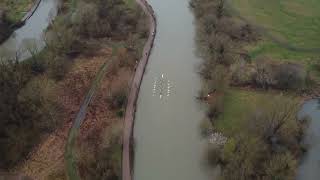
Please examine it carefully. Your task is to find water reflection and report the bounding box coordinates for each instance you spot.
[297,99,320,180]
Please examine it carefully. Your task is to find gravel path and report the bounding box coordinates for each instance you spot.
[122,0,157,180]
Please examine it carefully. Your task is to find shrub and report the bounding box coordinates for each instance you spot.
[78,127,122,180]
[207,94,225,120]
[47,56,71,80]
[215,96,302,180]
[254,58,276,89]
[275,63,307,90]
[116,109,125,118]
[253,58,307,90]
[0,62,57,168]
[230,61,256,86]
[106,83,128,109]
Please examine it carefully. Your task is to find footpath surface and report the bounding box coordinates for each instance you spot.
[122,0,157,180]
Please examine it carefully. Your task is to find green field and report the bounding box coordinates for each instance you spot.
[215,89,299,136]
[229,0,320,60]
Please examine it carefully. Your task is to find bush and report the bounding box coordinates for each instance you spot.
[253,58,307,90]
[47,56,71,80]
[207,95,224,120]
[46,16,80,56]
[230,61,255,86]
[116,109,125,118]
[106,83,128,109]
[0,61,58,168]
[275,63,307,90]
[78,128,122,180]
[215,96,302,180]
[254,58,276,88]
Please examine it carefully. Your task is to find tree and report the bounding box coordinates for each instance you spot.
[263,152,297,180]
[215,96,301,180]
[0,61,57,168]
[248,95,300,150]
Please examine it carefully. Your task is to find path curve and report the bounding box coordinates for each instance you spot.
[122,0,157,180]
[11,0,42,28]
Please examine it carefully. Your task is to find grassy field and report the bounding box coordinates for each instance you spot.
[229,0,320,59]
[215,89,300,136]
[0,0,34,23]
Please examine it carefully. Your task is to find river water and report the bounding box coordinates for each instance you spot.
[133,0,214,179]
[0,0,58,61]
[297,99,320,180]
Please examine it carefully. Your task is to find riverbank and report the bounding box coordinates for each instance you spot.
[191,0,316,179]
[0,0,149,178]
[0,0,40,43]
[122,0,156,179]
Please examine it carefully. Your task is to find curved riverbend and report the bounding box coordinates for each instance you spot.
[0,0,58,60]
[298,99,320,180]
[133,0,214,180]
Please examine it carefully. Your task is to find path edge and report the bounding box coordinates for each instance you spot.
[122,0,157,180]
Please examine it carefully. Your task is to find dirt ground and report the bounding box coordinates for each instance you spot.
[14,47,134,180]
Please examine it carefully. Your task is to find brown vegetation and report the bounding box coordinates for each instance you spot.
[0,0,148,178]
[191,0,309,179]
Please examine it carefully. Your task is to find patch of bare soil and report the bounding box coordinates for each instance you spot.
[14,48,134,180]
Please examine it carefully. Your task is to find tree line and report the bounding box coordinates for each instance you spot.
[0,0,148,177]
[190,0,309,179]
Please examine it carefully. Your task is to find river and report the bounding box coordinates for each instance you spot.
[133,0,215,179]
[297,99,320,180]
[0,0,58,61]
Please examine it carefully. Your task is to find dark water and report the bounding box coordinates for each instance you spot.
[297,99,320,180]
[0,0,58,60]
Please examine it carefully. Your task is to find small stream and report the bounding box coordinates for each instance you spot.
[0,0,58,61]
[297,99,320,180]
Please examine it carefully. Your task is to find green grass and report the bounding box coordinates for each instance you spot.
[1,0,35,23]
[229,0,320,60]
[230,0,320,49]
[215,89,299,136]
[125,0,136,9]
[247,39,319,62]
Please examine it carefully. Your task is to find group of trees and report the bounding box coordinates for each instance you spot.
[191,0,255,125]
[191,0,309,179]
[70,0,148,179]
[231,58,310,91]
[0,0,148,174]
[191,0,310,98]
[207,96,305,180]
[0,60,58,169]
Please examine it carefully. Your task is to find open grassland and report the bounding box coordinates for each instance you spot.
[215,89,300,136]
[0,0,35,23]
[229,0,320,59]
